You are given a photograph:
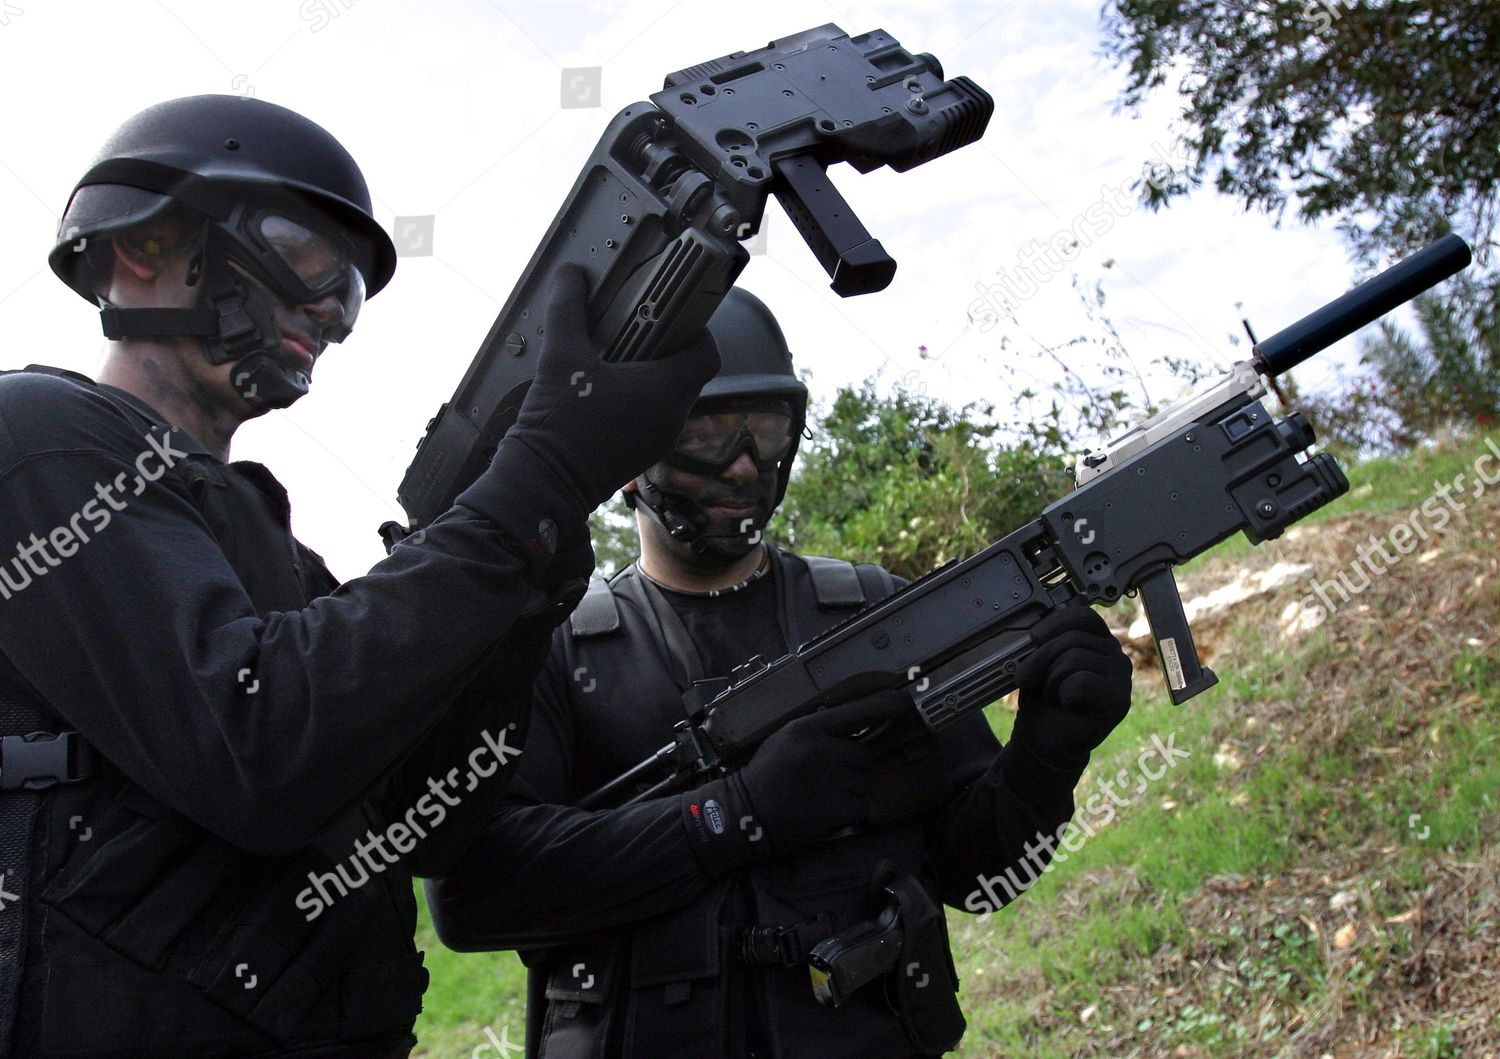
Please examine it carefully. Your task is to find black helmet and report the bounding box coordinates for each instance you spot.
[692,286,807,506]
[697,289,806,407]
[633,287,809,550]
[52,95,396,407]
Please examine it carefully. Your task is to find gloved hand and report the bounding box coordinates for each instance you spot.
[1009,602,1133,771]
[458,263,719,576]
[683,691,954,876]
[503,263,719,512]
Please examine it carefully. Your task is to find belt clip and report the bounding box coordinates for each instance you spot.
[739,924,800,967]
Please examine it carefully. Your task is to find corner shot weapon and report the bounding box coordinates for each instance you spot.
[581,232,1474,811]
[383,24,993,545]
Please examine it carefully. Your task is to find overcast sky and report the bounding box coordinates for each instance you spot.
[0,0,1378,576]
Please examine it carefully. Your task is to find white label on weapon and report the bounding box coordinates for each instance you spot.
[1160,638,1187,690]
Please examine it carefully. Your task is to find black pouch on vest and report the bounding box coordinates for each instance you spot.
[628,883,724,994]
[41,790,423,1045]
[536,939,622,1058]
[543,940,619,1008]
[40,786,252,969]
[881,871,966,1055]
[189,866,418,1041]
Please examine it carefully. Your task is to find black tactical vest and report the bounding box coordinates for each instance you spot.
[523,554,961,1059]
[0,368,426,1058]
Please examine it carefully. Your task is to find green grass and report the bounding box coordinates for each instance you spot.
[952,627,1500,1056]
[411,892,528,1057]
[1398,1017,1463,1059]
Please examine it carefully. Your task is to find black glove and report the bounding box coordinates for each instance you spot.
[501,263,718,510]
[683,692,953,875]
[1009,602,1133,772]
[458,264,719,575]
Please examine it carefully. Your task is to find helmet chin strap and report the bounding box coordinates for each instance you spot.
[98,246,308,410]
[635,470,763,562]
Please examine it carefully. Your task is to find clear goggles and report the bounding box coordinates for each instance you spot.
[662,400,797,475]
[222,206,367,343]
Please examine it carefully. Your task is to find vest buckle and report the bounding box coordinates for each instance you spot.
[0,731,91,790]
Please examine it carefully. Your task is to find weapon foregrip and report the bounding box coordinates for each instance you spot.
[908,628,1035,730]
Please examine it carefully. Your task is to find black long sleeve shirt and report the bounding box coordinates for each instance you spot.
[0,368,567,861]
[431,563,1086,952]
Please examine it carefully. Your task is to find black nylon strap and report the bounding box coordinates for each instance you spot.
[0,688,52,1056]
[732,911,847,966]
[802,556,866,608]
[855,562,898,603]
[99,307,219,339]
[616,568,706,691]
[569,577,621,638]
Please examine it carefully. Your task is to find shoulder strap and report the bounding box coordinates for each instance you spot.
[93,383,180,440]
[3,364,96,385]
[568,576,622,638]
[608,566,706,691]
[854,562,898,605]
[6,366,211,463]
[801,555,867,608]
